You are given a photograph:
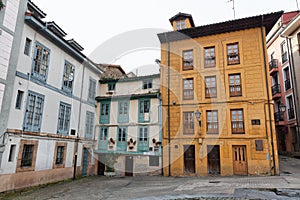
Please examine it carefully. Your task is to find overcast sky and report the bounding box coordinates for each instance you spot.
[36,0,299,74]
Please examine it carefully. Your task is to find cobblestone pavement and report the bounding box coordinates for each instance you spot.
[1,155,300,200]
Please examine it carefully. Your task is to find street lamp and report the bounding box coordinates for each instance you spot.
[279,102,286,112]
[195,110,201,126]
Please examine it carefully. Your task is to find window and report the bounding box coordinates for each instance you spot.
[15,90,24,109]
[21,144,34,167]
[207,110,218,134]
[100,101,110,124]
[53,142,67,168]
[62,61,75,93]
[204,46,215,67]
[281,41,288,64]
[227,43,240,65]
[149,156,159,166]
[183,112,194,134]
[117,127,127,151]
[99,127,108,141]
[55,146,64,165]
[17,140,38,172]
[108,82,116,91]
[8,144,16,162]
[205,76,217,98]
[85,111,94,138]
[57,102,71,135]
[183,50,193,70]
[24,38,31,56]
[32,42,50,82]
[138,127,149,152]
[283,67,291,91]
[23,91,44,132]
[88,78,96,102]
[143,80,152,89]
[287,95,295,120]
[176,20,185,30]
[139,99,150,122]
[99,127,108,150]
[118,101,129,123]
[229,74,242,97]
[231,109,245,134]
[183,78,194,100]
[255,140,263,151]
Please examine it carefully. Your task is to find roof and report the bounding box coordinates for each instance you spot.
[28,0,47,19]
[281,12,300,36]
[96,92,160,101]
[169,12,195,27]
[282,11,299,25]
[99,73,160,84]
[158,11,284,43]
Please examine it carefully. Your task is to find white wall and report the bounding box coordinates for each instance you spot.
[3,0,20,32]
[35,140,55,171]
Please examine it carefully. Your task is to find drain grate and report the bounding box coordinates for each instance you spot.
[209,181,220,183]
[282,171,292,174]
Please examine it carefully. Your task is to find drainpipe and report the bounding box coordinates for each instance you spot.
[164,33,171,176]
[285,37,300,151]
[158,96,163,176]
[73,60,86,179]
[261,16,277,175]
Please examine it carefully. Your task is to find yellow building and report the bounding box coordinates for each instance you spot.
[157,12,283,176]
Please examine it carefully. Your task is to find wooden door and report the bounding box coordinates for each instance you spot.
[233,145,248,175]
[207,145,220,174]
[184,145,195,174]
[125,156,133,176]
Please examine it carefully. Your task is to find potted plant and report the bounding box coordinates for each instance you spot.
[0,0,5,11]
[103,153,119,177]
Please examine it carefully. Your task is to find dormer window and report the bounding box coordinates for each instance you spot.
[169,12,195,31]
[176,20,186,30]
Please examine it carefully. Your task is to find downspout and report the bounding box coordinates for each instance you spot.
[260,16,277,175]
[286,37,300,150]
[73,60,86,179]
[164,33,171,176]
[158,95,163,176]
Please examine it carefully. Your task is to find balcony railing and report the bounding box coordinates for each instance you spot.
[207,122,218,134]
[274,111,284,122]
[269,59,278,70]
[183,89,194,100]
[288,108,295,120]
[271,84,281,96]
[229,85,242,97]
[282,52,288,64]
[231,121,245,134]
[285,79,291,90]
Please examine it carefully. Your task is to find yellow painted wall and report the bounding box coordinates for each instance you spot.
[160,27,279,176]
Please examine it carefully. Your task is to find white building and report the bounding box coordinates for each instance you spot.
[0,0,102,192]
[95,70,162,176]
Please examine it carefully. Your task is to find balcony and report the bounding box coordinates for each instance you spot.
[271,84,281,99]
[274,111,284,122]
[281,52,288,64]
[269,59,278,75]
[231,121,245,134]
[285,79,291,91]
[288,108,295,120]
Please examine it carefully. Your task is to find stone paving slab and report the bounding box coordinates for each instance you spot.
[1,155,300,200]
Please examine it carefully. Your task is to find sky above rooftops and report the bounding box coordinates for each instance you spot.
[36,0,298,75]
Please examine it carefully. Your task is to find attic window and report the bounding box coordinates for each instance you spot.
[176,20,185,30]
